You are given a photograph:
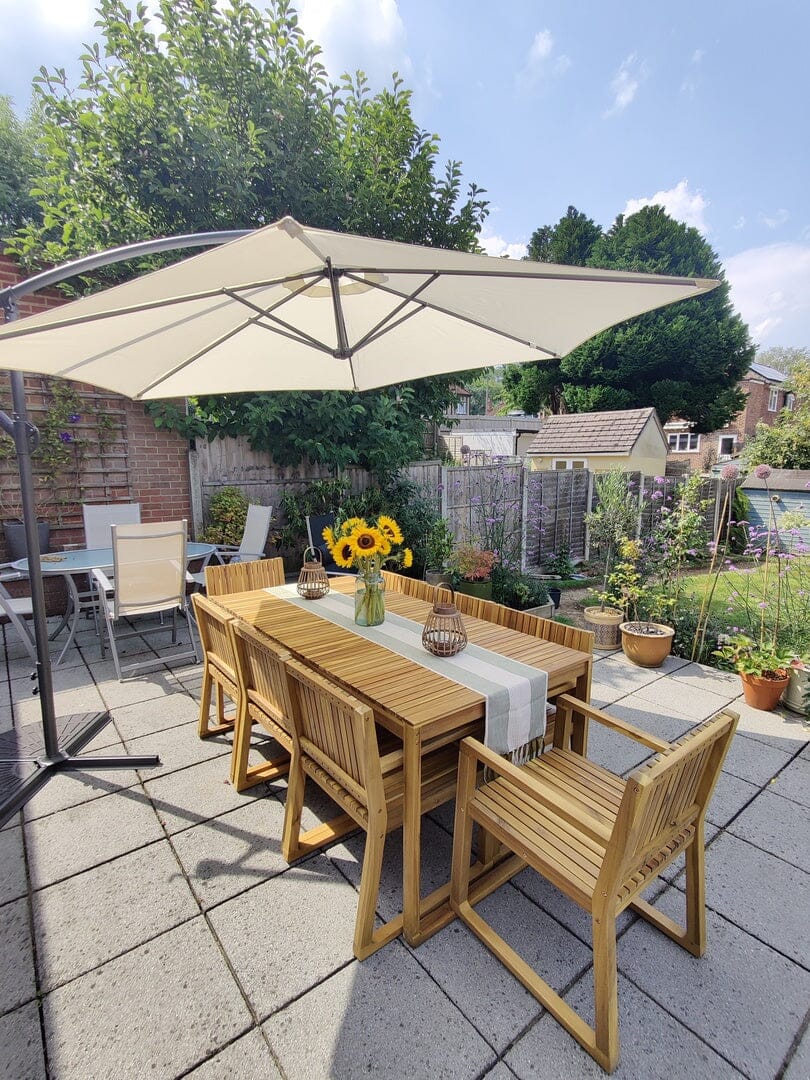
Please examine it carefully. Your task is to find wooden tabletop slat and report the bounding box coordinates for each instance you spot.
[215,580,591,733]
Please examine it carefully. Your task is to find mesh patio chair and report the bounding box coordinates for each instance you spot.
[0,566,36,663]
[92,519,199,681]
[190,503,273,589]
[305,512,355,575]
[82,502,142,548]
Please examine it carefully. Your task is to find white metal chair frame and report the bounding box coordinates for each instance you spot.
[0,566,36,663]
[78,502,143,632]
[191,503,272,590]
[92,520,199,680]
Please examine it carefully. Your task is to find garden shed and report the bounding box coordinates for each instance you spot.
[741,469,810,547]
[526,407,668,476]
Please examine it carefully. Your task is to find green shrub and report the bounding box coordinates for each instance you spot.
[203,486,248,546]
[492,565,550,610]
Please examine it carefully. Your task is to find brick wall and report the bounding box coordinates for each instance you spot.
[1,254,193,606]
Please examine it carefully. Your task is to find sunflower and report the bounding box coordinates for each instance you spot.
[350,525,386,557]
[376,514,403,546]
[338,516,366,537]
[332,538,356,569]
[402,547,413,569]
[321,526,335,547]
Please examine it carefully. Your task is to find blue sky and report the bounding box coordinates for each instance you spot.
[1,0,808,352]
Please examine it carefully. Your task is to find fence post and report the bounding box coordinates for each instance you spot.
[584,469,594,562]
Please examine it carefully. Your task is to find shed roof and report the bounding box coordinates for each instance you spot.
[741,469,810,492]
[526,407,663,456]
[748,363,787,383]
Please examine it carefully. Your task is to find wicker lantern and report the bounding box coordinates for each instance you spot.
[422,584,467,657]
[297,546,330,599]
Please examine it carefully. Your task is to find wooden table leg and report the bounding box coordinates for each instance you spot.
[571,666,592,756]
[402,728,423,944]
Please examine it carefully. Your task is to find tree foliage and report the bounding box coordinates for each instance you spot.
[0,97,42,236]
[504,205,753,429]
[7,0,488,480]
[755,346,810,377]
[742,361,810,470]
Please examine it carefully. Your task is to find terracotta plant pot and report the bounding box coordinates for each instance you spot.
[583,607,624,650]
[781,666,809,715]
[741,670,790,711]
[619,622,674,668]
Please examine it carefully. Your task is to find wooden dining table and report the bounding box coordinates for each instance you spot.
[214,576,593,946]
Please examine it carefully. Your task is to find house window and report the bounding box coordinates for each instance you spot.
[455,400,468,415]
[553,458,587,470]
[667,433,700,452]
[785,393,795,412]
[768,388,780,412]
[718,435,736,458]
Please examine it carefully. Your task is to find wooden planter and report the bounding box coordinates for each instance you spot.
[741,670,790,711]
[619,622,674,668]
[521,602,555,620]
[583,607,624,650]
[781,666,809,715]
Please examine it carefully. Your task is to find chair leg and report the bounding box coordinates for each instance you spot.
[592,911,620,1072]
[353,824,394,960]
[450,746,478,911]
[281,756,307,862]
[230,698,255,791]
[684,835,707,956]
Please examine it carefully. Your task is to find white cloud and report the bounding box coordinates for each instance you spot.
[733,216,746,230]
[724,242,810,347]
[297,0,411,85]
[691,48,705,65]
[758,208,789,229]
[3,0,95,33]
[516,29,571,92]
[623,179,710,233]
[602,53,647,117]
[480,234,528,260]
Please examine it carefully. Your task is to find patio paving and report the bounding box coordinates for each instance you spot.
[0,618,808,1079]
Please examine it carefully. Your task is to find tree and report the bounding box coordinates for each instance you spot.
[8,0,488,480]
[0,97,42,236]
[505,205,753,429]
[755,346,810,377]
[742,361,810,469]
[527,205,601,266]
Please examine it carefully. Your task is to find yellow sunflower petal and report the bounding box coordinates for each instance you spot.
[376,515,403,545]
[351,526,385,557]
[333,539,356,568]
[322,526,335,548]
[402,547,413,569]
[340,516,366,536]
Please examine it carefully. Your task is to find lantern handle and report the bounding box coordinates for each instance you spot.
[303,545,323,565]
[434,582,455,605]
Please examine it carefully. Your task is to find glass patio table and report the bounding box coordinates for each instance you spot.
[12,542,215,665]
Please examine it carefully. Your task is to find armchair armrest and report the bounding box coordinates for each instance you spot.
[458,737,613,844]
[91,567,114,593]
[555,694,671,753]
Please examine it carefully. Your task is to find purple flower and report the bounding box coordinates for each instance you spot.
[59,431,73,443]
[720,463,739,481]
[68,413,81,423]
[754,464,772,479]
[654,476,665,484]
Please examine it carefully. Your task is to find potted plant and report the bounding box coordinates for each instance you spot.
[448,544,498,600]
[423,518,455,586]
[601,539,674,667]
[491,565,553,618]
[782,656,810,716]
[714,634,794,711]
[582,472,638,651]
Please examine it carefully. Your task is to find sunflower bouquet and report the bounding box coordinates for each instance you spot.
[323,515,413,626]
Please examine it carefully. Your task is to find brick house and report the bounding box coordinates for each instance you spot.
[665,362,795,473]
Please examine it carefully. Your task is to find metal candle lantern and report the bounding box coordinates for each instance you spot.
[422,584,467,657]
[297,546,330,599]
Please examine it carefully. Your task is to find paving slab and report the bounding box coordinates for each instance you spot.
[171,794,289,909]
[32,840,199,991]
[184,1028,282,1078]
[587,656,671,706]
[209,856,358,1018]
[766,753,810,808]
[575,715,653,777]
[12,679,105,725]
[506,970,744,1079]
[0,1001,46,1080]
[721,731,794,786]
[110,685,200,741]
[262,942,498,1079]
[783,1021,810,1080]
[706,770,760,827]
[512,865,637,942]
[42,917,251,1080]
[0,823,27,906]
[633,675,739,721]
[405,883,590,1054]
[123,718,230,780]
[677,831,810,966]
[24,783,165,889]
[617,888,810,1080]
[0,898,36,1017]
[22,758,139,822]
[727,787,810,870]
[731,700,810,753]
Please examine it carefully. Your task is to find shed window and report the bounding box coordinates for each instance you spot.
[768,388,780,412]
[553,458,587,470]
[668,433,700,452]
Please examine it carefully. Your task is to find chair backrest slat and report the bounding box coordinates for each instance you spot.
[205,556,285,596]
[230,618,293,731]
[238,504,273,561]
[111,519,187,617]
[83,502,141,549]
[192,593,237,679]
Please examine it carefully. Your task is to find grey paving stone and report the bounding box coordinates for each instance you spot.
[22,761,138,822]
[109,684,200,741]
[24,784,164,889]
[171,795,289,909]
[262,942,497,1079]
[506,970,745,1079]
[617,888,810,1080]
[767,754,810,808]
[42,918,250,1080]
[659,660,742,699]
[575,715,653,777]
[481,1063,518,1080]
[706,770,760,827]
[184,1028,282,1078]
[123,718,230,780]
[95,664,185,709]
[677,831,810,966]
[633,675,739,721]
[0,824,27,906]
[728,787,810,870]
[209,857,358,1018]
[12,679,106,725]
[0,898,36,1016]
[144,753,274,835]
[405,883,591,1053]
[732,699,810,753]
[513,865,636,941]
[10,662,96,704]
[721,731,794,786]
[0,1001,46,1080]
[783,1020,810,1080]
[32,841,199,991]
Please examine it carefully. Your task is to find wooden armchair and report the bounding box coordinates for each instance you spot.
[450,695,738,1073]
[191,593,241,740]
[281,656,459,960]
[204,556,285,597]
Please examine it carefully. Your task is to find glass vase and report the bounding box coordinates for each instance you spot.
[355,572,385,626]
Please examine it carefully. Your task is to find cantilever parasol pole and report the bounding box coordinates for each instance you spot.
[0,230,249,827]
